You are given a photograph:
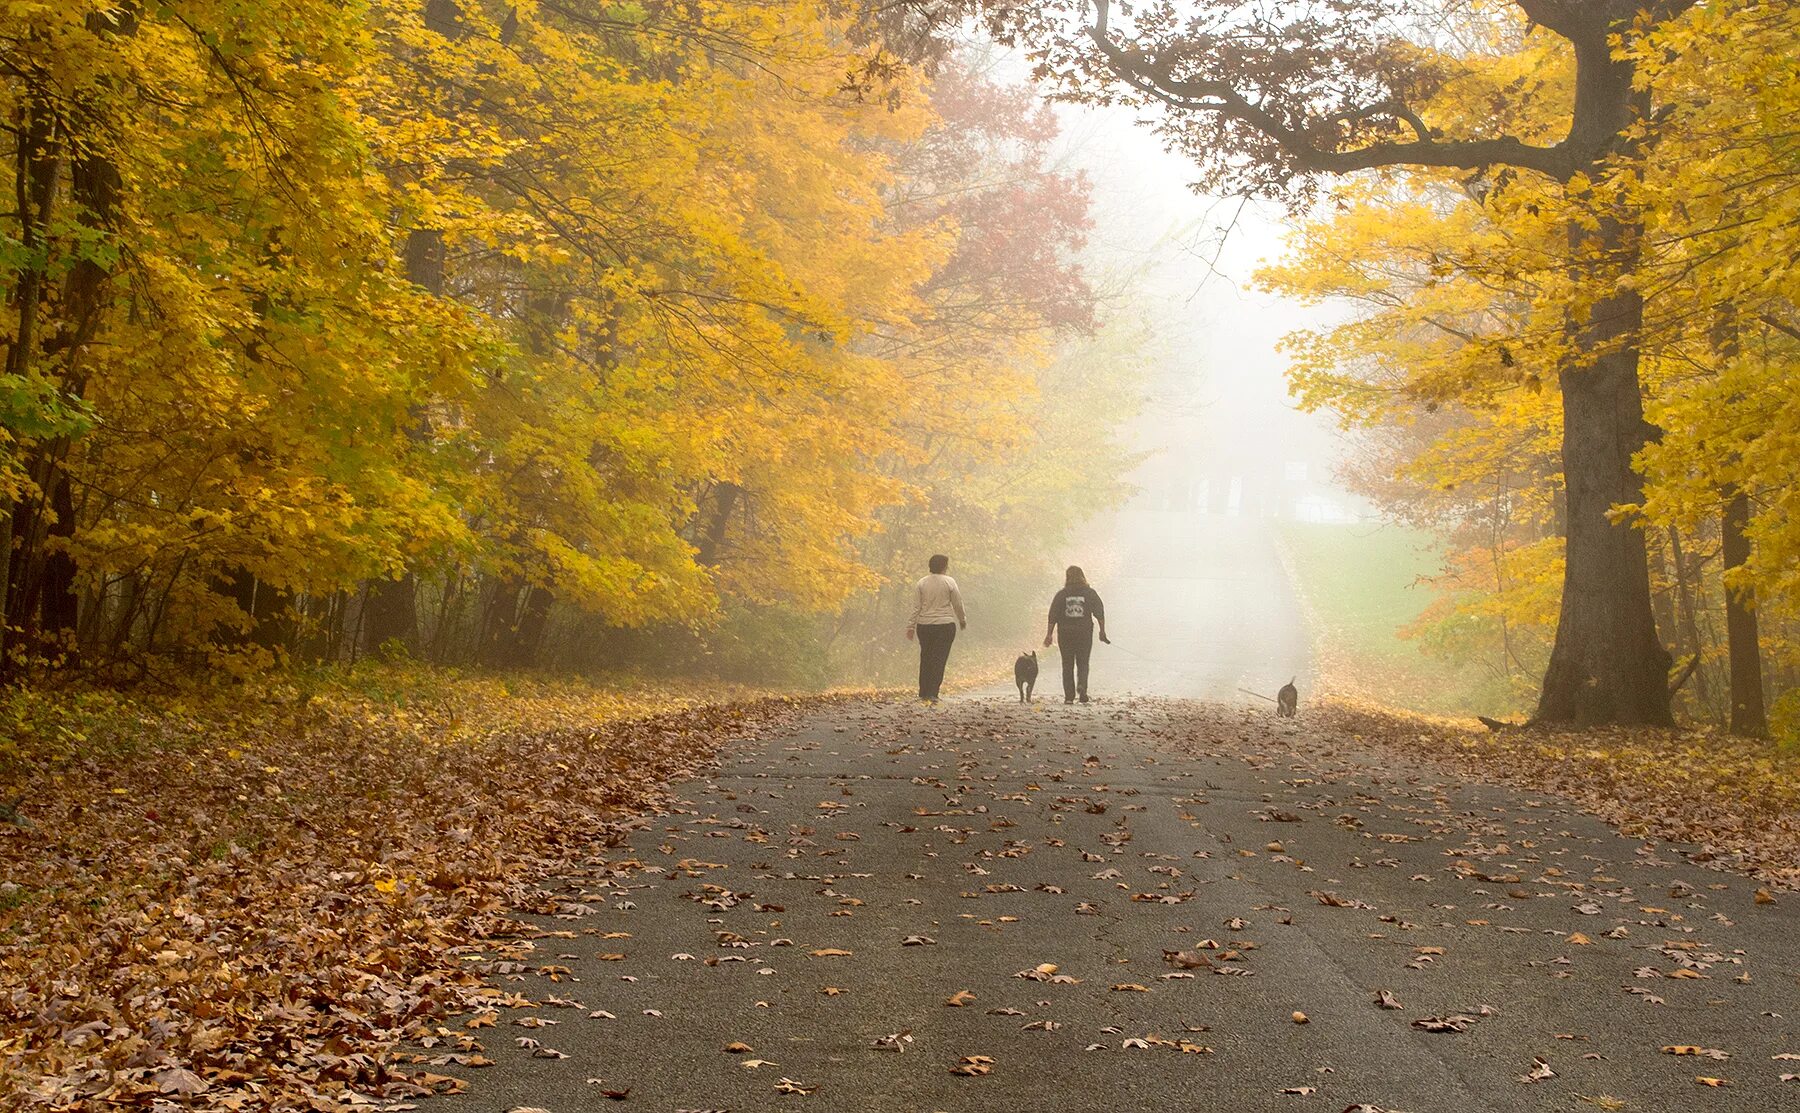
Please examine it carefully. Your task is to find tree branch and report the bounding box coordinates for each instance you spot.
[1759,312,1800,343]
[1086,0,1575,180]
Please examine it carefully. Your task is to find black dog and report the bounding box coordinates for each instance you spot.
[1015,651,1039,702]
[1276,677,1298,718]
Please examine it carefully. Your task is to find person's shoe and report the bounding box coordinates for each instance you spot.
[1079,694,1090,704]
[1064,697,1074,704]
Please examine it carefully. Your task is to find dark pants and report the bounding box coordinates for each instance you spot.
[916,623,957,700]
[1059,626,1093,701]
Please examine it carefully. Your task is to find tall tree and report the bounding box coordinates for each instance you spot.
[993,0,1700,724]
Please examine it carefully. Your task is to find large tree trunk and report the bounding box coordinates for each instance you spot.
[477,578,553,668]
[362,571,420,654]
[694,481,742,567]
[1535,215,1672,727]
[1721,486,1766,737]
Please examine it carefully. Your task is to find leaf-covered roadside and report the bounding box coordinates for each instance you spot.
[0,670,824,1109]
[1308,699,1800,889]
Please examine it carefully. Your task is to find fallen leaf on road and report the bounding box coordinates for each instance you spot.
[1662,1046,1730,1060]
[1518,1058,1555,1083]
[1413,1014,1480,1033]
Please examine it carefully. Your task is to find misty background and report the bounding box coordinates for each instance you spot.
[911,65,1482,713]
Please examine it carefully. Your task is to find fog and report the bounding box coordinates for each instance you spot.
[1035,99,1368,702]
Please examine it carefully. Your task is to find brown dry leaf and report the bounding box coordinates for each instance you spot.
[1111,983,1151,993]
[725,1041,754,1054]
[1518,1058,1555,1083]
[153,1068,208,1095]
[1375,989,1404,1010]
[945,990,978,1007]
[774,1077,816,1094]
[1696,1077,1729,1087]
[1662,1046,1730,1060]
[810,948,853,957]
[1413,1014,1480,1033]
[950,1055,996,1077]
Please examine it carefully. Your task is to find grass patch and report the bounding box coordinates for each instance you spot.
[1277,521,1515,716]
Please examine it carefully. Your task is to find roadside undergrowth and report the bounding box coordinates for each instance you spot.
[1312,697,1800,890]
[0,666,839,1109]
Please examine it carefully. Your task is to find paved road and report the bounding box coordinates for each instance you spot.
[457,697,1800,1112]
[1092,510,1312,702]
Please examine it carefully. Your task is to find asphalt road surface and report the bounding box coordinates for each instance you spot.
[455,697,1800,1112]
[1085,510,1312,703]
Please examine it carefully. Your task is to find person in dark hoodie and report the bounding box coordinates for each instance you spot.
[1044,565,1109,704]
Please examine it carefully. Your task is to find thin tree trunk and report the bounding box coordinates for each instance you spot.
[1667,526,1710,709]
[362,0,462,657]
[1721,487,1766,736]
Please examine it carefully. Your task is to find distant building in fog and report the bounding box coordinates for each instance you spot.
[1137,447,1370,523]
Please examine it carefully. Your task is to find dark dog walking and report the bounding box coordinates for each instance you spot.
[1015,651,1038,702]
[1276,677,1298,717]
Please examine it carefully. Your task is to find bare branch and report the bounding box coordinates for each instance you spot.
[1084,0,1572,180]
